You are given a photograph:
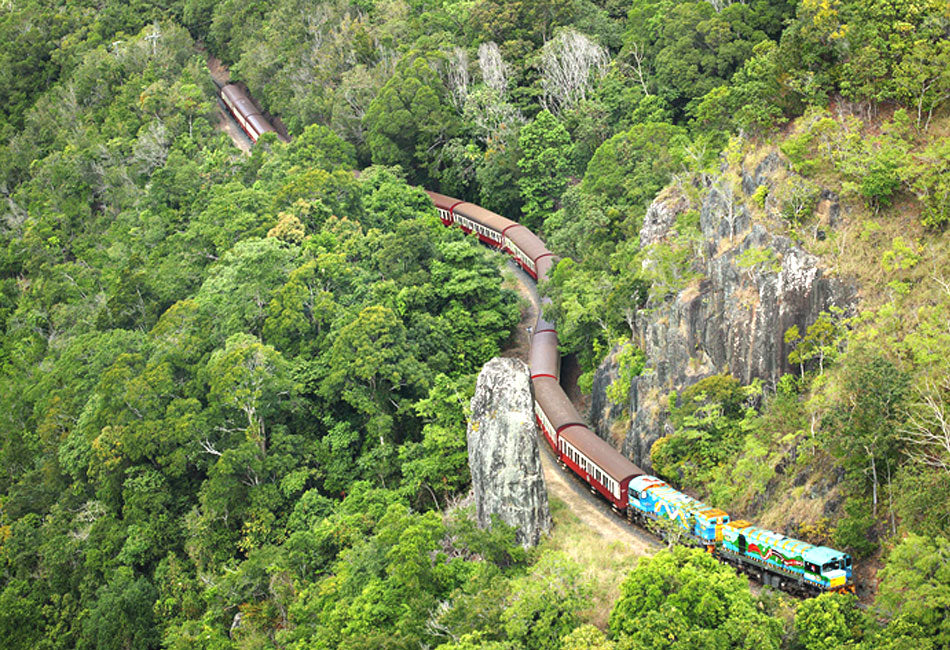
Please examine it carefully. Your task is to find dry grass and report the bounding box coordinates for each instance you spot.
[642,386,665,419]
[538,498,651,629]
[758,478,840,532]
[678,277,703,303]
[733,284,759,311]
[609,417,630,446]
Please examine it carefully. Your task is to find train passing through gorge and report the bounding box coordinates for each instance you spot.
[220,83,855,598]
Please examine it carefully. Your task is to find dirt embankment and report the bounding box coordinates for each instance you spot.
[208,55,230,87]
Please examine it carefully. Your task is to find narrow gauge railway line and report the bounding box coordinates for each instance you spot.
[218,81,856,599]
[505,259,658,553]
[538,435,660,553]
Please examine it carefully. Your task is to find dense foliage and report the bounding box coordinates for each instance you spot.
[1,0,948,647]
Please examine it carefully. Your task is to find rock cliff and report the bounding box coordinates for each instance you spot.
[467,357,551,547]
[591,157,855,470]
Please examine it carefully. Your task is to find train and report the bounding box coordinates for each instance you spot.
[426,193,854,597]
[220,83,278,143]
[220,84,855,598]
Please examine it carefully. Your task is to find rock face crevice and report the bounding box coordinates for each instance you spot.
[467,357,551,547]
[591,162,856,471]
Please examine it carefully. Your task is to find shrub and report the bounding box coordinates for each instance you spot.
[832,497,877,558]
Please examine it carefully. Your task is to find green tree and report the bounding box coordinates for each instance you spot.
[794,592,868,649]
[364,54,460,184]
[823,354,909,518]
[194,237,298,339]
[399,373,474,508]
[832,497,878,559]
[876,534,950,647]
[79,567,159,650]
[621,0,791,118]
[206,333,294,458]
[281,123,357,171]
[469,0,573,46]
[579,121,688,233]
[784,309,848,377]
[517,109,572,230]
[901,137,950,229]
[691,40,790,135]
[561,624,615,650]
[321,304,426,417]
[263,258,343,357]
[609,546,782,649]
[502,551,590,650]
[0,580,43,650]
[837,0,949,106]
[652,375,758,486]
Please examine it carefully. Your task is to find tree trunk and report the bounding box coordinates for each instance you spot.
[866,444,878,517]
[886,461,896,535]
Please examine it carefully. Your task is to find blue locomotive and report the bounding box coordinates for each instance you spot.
[627,474,854,595]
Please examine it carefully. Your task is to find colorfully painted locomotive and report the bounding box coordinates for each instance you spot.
[221,84,855,597]
[628,475,852,595]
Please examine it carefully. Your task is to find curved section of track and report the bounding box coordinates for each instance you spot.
[504,260,658,553]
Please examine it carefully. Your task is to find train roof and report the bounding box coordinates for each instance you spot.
[725,522,814,556]
[533,377,585,433]
[425,191,463,210]
[536,255,558,284]
[247,113,276,136]
[803,546,849,564]
[505,225,551,262]
[529,330,559,379]
[559,424,643,483]
[453,202,518,234]
[724,522,848,564]
[631,475,727,520]
[222,84,275,136]
[222,84,258,114]
[630,475,667,492]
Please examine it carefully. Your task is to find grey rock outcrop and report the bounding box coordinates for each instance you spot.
[590,164,855,471]
[640,189,691,248]
[467,357,551,547]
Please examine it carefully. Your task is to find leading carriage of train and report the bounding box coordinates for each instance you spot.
[221,85,855,597]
